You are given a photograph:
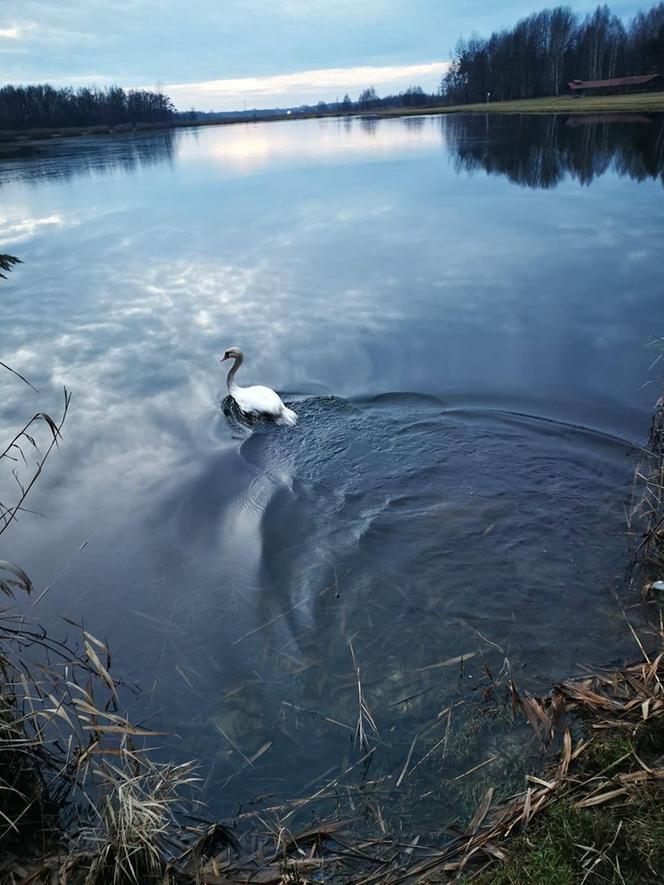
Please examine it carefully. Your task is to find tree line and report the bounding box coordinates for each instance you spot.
[0,84,175,130]
[3,4,662,130]
[292,86,440,117]
[442,2,664,104]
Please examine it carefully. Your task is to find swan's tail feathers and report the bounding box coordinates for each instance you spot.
[280,406,298,426]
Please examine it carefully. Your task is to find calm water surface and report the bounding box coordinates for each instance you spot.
[1,114,663,825]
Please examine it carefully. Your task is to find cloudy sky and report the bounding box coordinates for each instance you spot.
[1,0,646,111]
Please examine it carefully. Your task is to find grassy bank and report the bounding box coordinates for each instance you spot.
[463,389,664,884]
[381,91,664,118]
[465,660,664,884]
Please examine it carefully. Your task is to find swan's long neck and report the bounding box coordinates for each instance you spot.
[226,354,243,392]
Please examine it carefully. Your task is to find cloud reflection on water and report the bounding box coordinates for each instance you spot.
[0,112,663,818]
[177,115,442,174]
[1,114,662,552]
[1,115,661,507]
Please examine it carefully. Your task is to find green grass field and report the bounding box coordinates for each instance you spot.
[384,91,664,117]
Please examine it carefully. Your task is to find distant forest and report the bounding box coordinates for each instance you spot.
[262,86,441,118]
[442,2,664,104]
[0,85,175,131]
[279,2,664,114]
[2,2,664,131]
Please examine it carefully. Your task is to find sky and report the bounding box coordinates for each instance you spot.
[0,0,647,111]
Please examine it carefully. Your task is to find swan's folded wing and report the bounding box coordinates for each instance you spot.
[236,384,285,416]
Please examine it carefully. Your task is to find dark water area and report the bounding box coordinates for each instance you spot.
[1,113,663,826]
[444,111,664,188]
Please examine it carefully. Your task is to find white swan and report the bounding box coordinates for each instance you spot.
[221,347,298,426]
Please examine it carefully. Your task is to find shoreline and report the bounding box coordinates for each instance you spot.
[379,90,664,117]
[1,91,663,158]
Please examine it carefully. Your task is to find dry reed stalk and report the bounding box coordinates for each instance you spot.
[630,381,664,583]
[349,640,379,753]
[0,254,21,280]
[165,643,664,884]
[0,389,71,538]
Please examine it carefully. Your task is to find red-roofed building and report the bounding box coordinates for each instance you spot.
[567,74,662,95]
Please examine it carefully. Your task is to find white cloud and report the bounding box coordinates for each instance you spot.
[0,214,79,245]
[167,61,449,111]
[0,21,40,42]
[19,73,116,87]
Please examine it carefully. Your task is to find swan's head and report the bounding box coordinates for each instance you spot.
[221,346,243,362]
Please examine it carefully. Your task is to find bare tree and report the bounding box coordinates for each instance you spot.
[0,84,175,130]
[441,3,664,105]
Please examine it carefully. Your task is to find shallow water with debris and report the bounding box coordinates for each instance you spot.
[1,113,663,825]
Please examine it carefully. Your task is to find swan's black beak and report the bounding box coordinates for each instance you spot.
[221,354,229,362]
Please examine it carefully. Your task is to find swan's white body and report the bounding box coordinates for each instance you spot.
[222,347,297,426]
[230,380,298,426]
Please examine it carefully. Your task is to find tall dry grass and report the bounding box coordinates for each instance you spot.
[0,256,207,883]
[630,341,664,586]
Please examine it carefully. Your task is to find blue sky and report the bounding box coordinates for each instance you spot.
[0,1,647,110]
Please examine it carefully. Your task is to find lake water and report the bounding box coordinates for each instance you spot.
[1,113,663,828]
